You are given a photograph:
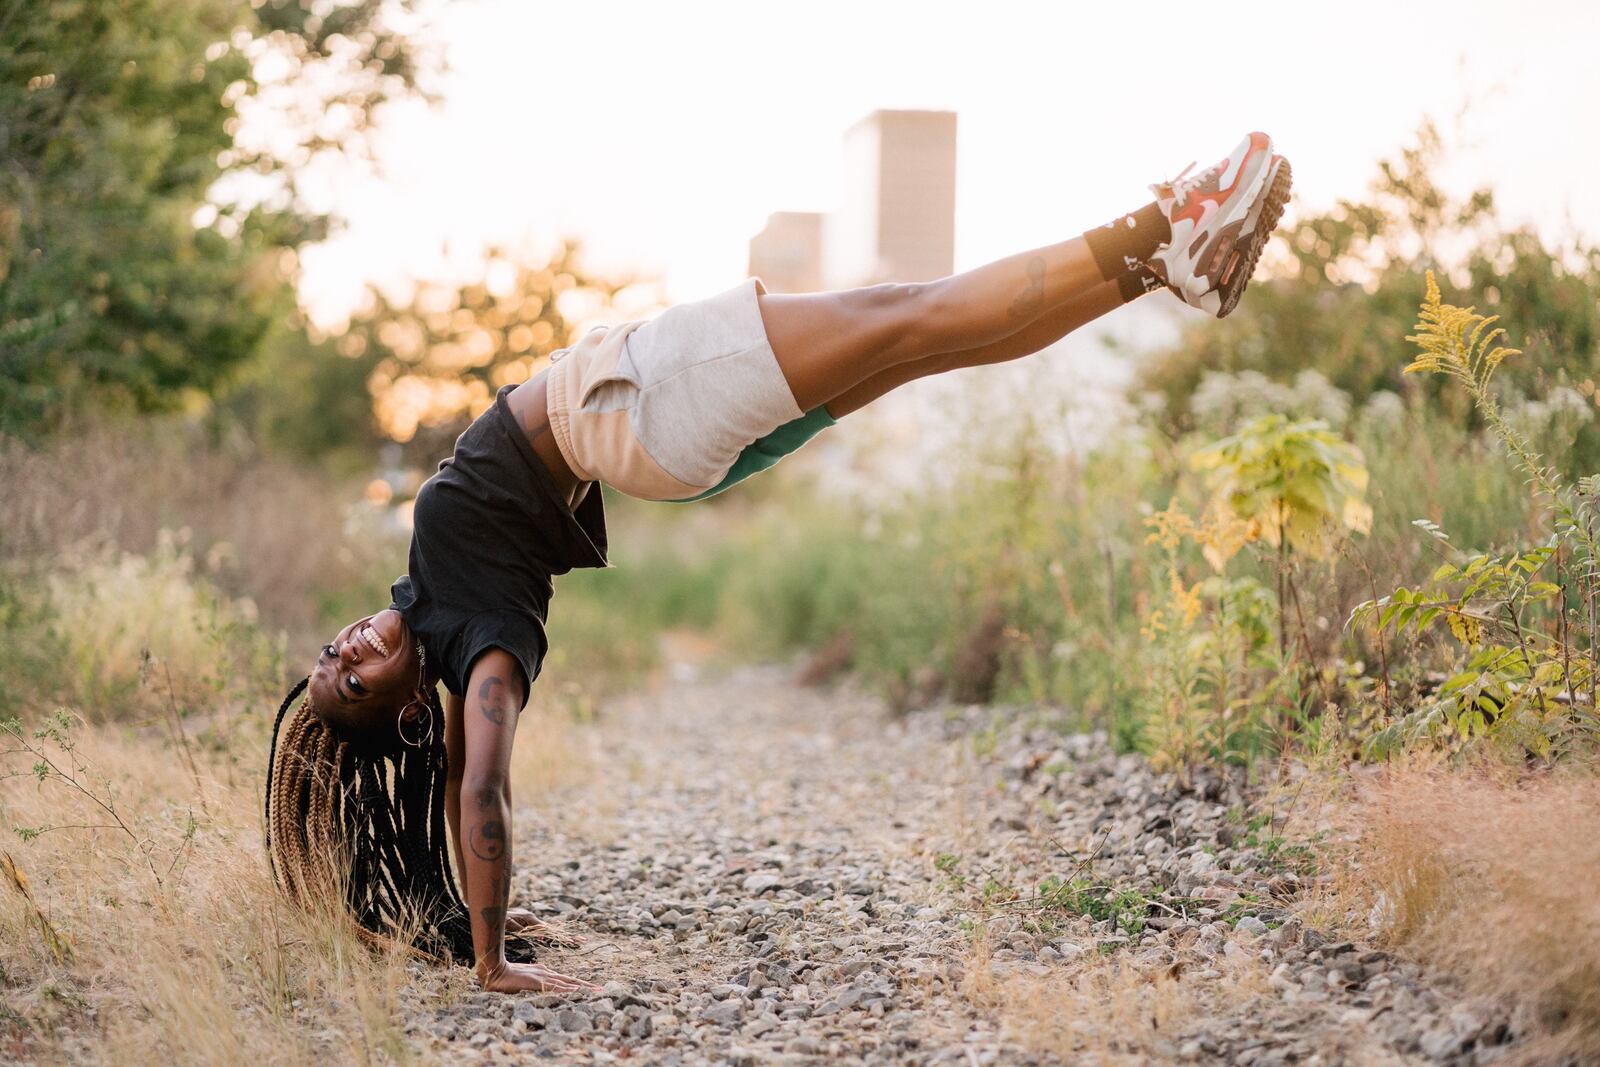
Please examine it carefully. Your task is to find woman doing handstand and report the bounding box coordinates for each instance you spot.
[264,133,1292,993]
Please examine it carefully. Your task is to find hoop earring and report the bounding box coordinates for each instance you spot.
[397,697,435,748]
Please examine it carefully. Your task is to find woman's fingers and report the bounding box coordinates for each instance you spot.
[479,955,600,994]
[531,965,600,994]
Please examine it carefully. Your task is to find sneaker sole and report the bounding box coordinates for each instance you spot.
[1215,156,1292,318]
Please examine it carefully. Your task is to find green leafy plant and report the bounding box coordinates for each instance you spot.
[1139,415,1373,773]
[1191,414,1373,563]
[1034,876,1153,939]
[1354,273,1600,758]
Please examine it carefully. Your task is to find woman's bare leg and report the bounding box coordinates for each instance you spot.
[759,236,1104,412]
[822,280,1125,417]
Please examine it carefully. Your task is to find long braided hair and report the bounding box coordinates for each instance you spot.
[263,676,475,963]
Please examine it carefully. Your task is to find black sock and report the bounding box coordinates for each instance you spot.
[1117,264,1164,304]
[1084,202,1171,282]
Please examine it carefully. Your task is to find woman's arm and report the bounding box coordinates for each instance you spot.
[448,675,581,946]
[459,649,595,993]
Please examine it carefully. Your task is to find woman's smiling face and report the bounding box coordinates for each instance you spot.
[307,609,418,736]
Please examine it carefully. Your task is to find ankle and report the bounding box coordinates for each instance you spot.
[1083,203,1171,281]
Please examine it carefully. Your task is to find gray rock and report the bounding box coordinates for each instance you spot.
[1235,915,1270,937]
[1420,1024,1464,1059]
[394,666,1503,1067]
[742,872,782,895]
[556,1008,591,1032]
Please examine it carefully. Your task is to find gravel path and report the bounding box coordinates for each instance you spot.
[408,665,1512,1066]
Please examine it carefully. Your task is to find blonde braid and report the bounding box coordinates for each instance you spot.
[262,676,479,963]
[266,694,347,908]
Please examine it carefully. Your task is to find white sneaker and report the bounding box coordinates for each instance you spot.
[1147,132,1292,318]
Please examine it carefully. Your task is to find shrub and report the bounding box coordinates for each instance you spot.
[1355,273,1600,759]
[0,533,282,723]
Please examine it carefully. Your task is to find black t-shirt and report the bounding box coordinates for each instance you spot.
[390,385,608,700]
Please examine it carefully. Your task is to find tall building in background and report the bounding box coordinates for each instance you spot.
[747,110,956,293]
[747,211,824,293]
[824,110,956,289]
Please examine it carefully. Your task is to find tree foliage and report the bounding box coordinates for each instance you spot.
[314,242,648,464]
[1138,121,1600,435]
[0,0,425,435]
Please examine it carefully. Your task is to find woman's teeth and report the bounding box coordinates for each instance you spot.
[358,624,390,657]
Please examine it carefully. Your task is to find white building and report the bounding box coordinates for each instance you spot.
[823,110,957,289]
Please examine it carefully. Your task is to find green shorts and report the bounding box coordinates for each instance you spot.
[671,405,836,502]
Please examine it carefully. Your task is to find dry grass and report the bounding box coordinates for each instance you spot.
[0,671,595,1063]
[0,710,477,1065]
[0,417,396,639]
[8,535,285,723]
[0,526,592,1064]
[0,418,644,1062]
[1354,765,1600,1064]
[958,934,1268,1064]
[507,700,596,800]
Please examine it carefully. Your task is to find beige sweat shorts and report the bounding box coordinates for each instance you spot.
[546,278,804,501]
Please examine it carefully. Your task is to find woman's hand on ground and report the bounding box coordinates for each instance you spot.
[478,959,599,995]
[506,907,584,947]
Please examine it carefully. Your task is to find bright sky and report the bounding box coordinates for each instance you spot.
[296,0,1600,329]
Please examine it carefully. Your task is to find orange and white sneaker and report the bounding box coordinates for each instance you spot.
[1147,132,1292,318]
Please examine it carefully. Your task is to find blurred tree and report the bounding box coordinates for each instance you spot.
[334,242,649,465]
[1137,121,1600,436]
[220,314,381,473]
[0,0,427,436]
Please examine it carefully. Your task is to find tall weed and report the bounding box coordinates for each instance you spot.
[0,416,397,640]
[1355,274,1600,758]
[0,534,283,722]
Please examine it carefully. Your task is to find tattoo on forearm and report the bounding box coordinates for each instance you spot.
[477,675,508,725]
[469,819,505,861]
[480,904,505,933]
[1008,255,1047,321]
[474,780,499,810]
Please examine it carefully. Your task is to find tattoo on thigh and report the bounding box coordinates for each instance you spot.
[1008,255,1048,321]
[469,819,505,861]
[477,675,507,725]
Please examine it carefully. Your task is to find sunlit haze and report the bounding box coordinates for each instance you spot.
[286,0,1600,477]
[296,0,1600,327]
